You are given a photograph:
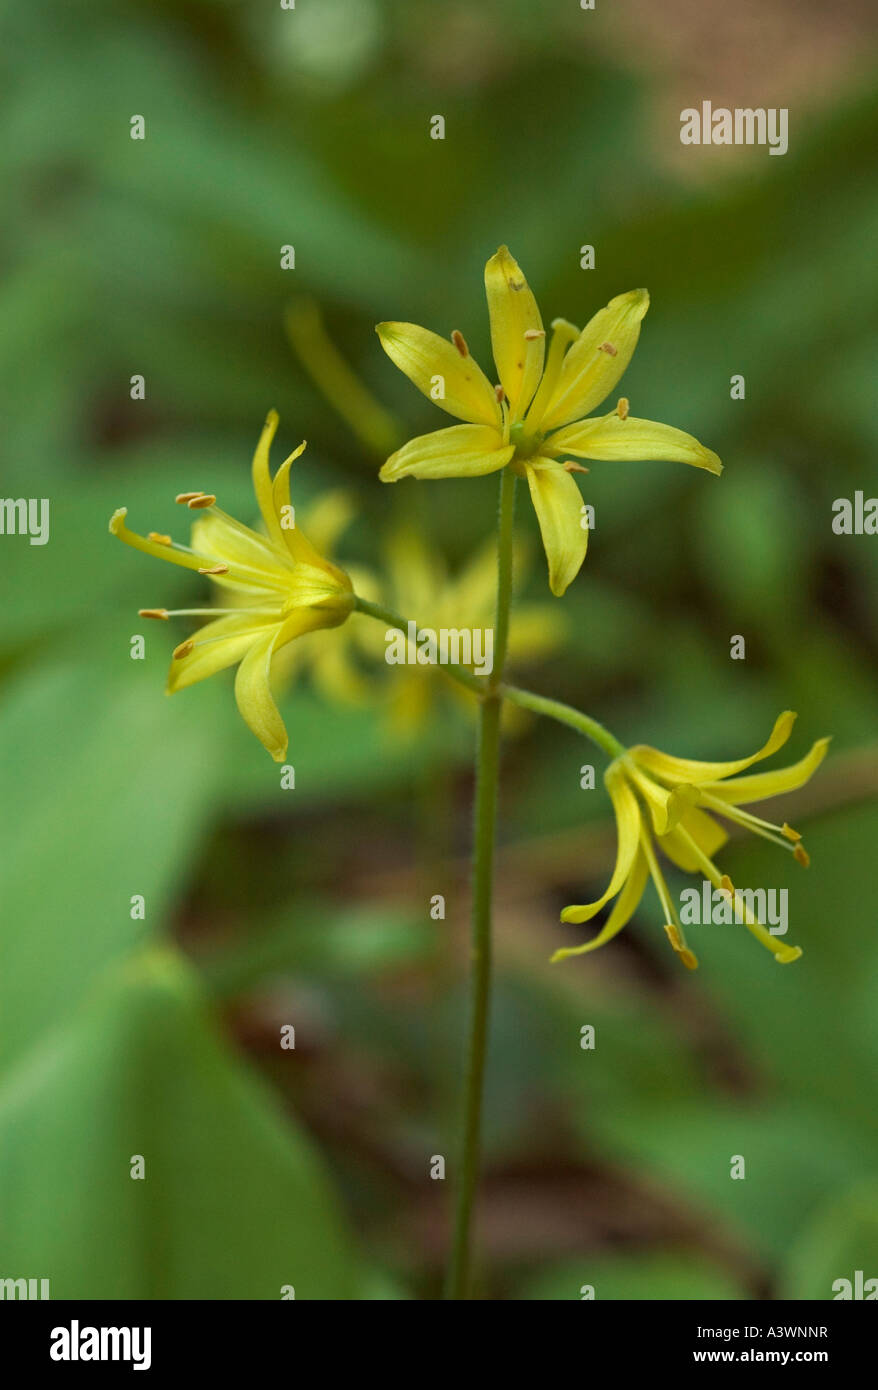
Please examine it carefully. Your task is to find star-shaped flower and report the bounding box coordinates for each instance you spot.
[110,412,354,762]
[377,246,721,595]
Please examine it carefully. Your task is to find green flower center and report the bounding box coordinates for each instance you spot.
[509,422,543,460]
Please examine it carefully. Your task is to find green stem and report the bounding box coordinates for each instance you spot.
[353,596,485,696]
[500,685,625,760]
[446,465,516,1300]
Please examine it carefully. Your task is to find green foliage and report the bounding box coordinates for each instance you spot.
[1,0,876,1300]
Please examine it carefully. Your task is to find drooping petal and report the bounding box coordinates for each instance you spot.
[379,424,513,482]
[167,613,279,693]
[658,806,729,873]
[700,737,831,805]
[553,848,649,962]
[376,322,502,427]
[546,412,722,476]
[525,459,588,597]
[560,765,642,923]
[485,246,544,424]
[234,627,288,762]
[539,289,649,431]
[629,711,798,786]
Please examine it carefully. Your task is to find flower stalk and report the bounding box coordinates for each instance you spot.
[445,464,516,1300]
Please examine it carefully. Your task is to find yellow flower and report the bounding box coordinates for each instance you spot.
[109,411,354,762]
[556,712,830,969]
[360,527,564,738]
[377,246,721,597]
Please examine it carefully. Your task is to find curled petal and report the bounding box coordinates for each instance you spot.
[539,289,649,431]
[553,848,649,962]
[560,765,642,923]
[525,459,588,597]
[379,424,513,482]
[701,737,831,805]
[485,246,544,423]
[376,321,502,427]
[547,412,722,476]
[630,711,798,786]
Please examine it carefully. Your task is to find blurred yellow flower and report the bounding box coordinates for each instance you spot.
[357,527,565,738]
[377,246,721,597]
[110,411,354,762]
[556,712,829,969]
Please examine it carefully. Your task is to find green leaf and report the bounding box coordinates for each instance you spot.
[781,1180,878,1300]
[518,1251,746,1301]
[0,658,222,1074]
[0,946,355,1299]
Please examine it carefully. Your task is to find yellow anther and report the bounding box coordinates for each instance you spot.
[187,494,216,510]
[563,460,589,474]
[138,608,169,620]
[599,341,618,356]
[793,844,811,868]
[720,874,735,896]
[147,532,172,546]
[175,492,203,504]
[781,823,802,842]
[664,923,698,970]
[616,397,629,420]
[451,330,469,358]
[173,639,195,659]
[523,328,546,340]
[494,384,505,402]
[198,564,229,575]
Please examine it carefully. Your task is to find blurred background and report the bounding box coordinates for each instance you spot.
[1,0,877,1299]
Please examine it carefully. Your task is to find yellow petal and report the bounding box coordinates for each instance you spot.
[525,459,588,597]
[379,424,513,482]
[560,765,642,923]
[630,711,798,786]
[311,642,372,705]
[109,508,206,575]
[658,807,729,873]
[299,489,355,555]
[701,737,831,805]
[234,627,288,762]
[376,322,501,427]
[189,512,289,585]
[553,848,648,961]
[251,411,286,546]
[626,765,700,836]
[268,446,345,574]
[485,246,544,423]
[167,614,278,693]
[546,412,722,475]
[539,289,649,430]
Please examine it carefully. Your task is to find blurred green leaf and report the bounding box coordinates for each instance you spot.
[0,946,355,1298]
[518,1250,745,1301]
[781,1180,878,1300]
